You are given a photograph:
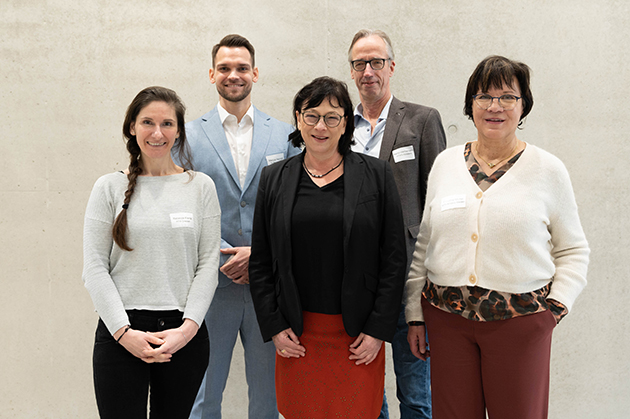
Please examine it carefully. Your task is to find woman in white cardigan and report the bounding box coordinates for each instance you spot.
[405,56,589,419]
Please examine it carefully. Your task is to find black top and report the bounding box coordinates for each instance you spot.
[291,168,344,314]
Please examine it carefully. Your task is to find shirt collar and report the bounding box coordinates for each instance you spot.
[217,103,255,126]
[354,95,394,125]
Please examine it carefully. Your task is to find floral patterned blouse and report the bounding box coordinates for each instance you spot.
[422,142,568,323]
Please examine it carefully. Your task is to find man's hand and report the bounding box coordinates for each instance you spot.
[220,247,251,284]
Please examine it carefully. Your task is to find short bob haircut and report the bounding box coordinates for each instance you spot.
[289,76,355,155]
[464,55,534,128]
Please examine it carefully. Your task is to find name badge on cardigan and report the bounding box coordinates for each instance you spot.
[441,195,466,211]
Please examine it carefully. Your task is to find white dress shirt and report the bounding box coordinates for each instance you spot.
[218,103,255,188]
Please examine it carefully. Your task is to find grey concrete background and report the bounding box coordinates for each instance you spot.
[1,0,628,417]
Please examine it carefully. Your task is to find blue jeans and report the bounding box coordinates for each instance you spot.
[379,305,432,419]
[189,283,278,419]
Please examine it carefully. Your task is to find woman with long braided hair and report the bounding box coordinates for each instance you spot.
[82,86,221,418]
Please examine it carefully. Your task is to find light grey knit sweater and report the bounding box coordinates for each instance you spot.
[82,171,221,335]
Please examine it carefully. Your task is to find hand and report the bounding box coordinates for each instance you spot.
[349,333,383,365]
[407,325,430,361]
[150,319,199,356]
[220,247,251,284]
[272,328,306,358]
[115,327,171,363]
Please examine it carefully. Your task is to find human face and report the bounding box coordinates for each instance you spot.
[129,101,179,161]
[297,97,347,159]
[350,35,395,104]
[472,79,524,144]
[210,46,259,103]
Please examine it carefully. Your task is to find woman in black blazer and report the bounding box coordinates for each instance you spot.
[249,76,406,418]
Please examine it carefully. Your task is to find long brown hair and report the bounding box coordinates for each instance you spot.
[112,86,192,251]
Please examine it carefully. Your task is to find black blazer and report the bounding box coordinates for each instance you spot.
[249,151,406,343]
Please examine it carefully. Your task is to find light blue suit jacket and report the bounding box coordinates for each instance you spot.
[185,106,300,287]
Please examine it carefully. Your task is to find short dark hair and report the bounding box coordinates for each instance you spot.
[464,55,534,127]
[289,77,355,155]
[212,34,255,68]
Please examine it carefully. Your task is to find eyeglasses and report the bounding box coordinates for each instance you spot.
[301,112,344,128]
[473,94,522,110]
[350,58,390,72]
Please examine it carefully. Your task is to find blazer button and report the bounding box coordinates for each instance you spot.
[238,229,243,236]
[240,201,247,207]
[159,320,165,327]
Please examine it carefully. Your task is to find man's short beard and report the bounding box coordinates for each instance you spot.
[218,86,252,103]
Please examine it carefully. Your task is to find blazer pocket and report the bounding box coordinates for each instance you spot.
[357,193,378,205]
[364,272,378,293]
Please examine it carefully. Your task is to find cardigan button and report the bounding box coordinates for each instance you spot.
[471,233,478,242]
[476,192,482,199]
[469,274,477,285]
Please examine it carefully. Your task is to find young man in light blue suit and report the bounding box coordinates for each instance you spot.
[187,34,300,419]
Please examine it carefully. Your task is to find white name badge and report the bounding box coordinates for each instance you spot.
[392,145,415,163]
[441,195,466,211]
[170,213,194,228]
[266,153,284,165]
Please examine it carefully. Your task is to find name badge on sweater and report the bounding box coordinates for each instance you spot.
[392,145,415,163]
[266,153,284,165]
[170,213,194,228]
[441,195,466,211]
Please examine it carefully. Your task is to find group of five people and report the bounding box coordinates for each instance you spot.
[82,29,589,419]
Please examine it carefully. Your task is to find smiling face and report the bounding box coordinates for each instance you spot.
[129,101,179,162]
[472,79,524,144]
[350,35,395,105]
[210,46,259,104]
[297,97,347,159]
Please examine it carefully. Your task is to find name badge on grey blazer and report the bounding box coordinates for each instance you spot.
[392,145,415,163]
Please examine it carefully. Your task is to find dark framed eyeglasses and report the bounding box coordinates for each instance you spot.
[301,112,344,128]
[350,58,391,72]
[473,94,522,110]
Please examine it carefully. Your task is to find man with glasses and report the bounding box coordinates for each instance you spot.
[348,29,446,419]
[185,34,300,419]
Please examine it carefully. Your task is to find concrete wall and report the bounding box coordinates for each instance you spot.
[1,0,627,417]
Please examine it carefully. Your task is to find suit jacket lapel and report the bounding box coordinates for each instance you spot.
[380,97,405,161]
[200,108,241,189]
[243,107,271,193]
[343,152,365,250]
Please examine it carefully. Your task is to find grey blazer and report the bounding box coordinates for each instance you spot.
[380,96,447,264]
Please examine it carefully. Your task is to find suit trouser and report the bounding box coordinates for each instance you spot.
[422,297,555,419]
[189,283,278,419]
[93,310,209,419]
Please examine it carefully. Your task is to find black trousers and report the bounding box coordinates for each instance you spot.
[93,310,209,419]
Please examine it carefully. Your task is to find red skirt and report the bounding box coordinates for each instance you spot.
[275,311,384,419]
